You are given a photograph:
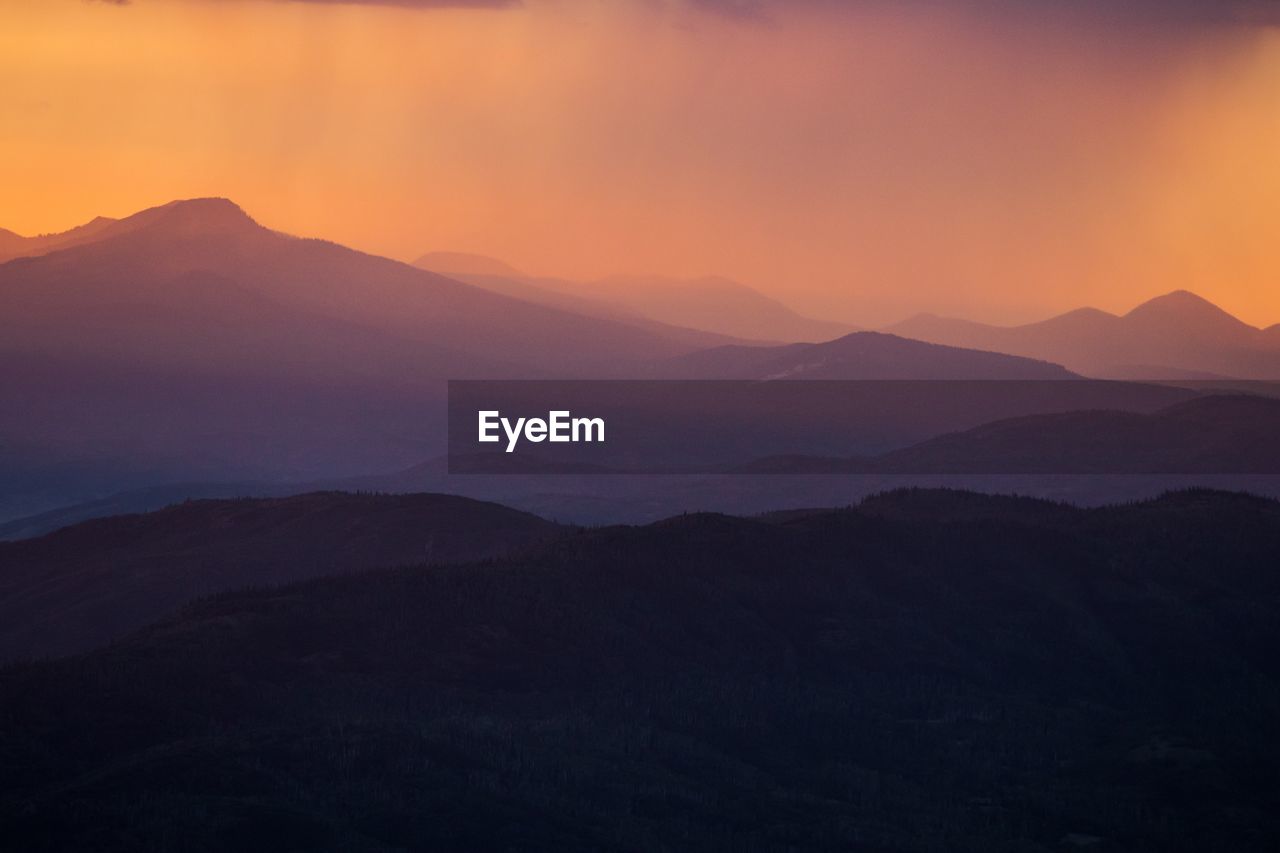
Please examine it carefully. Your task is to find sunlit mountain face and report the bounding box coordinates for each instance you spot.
[4,0,1280,330]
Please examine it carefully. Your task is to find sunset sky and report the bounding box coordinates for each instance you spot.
[3,0,1279,326]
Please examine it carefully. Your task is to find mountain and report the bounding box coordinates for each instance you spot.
[0,491,562,662]
[413,265,746,350]
[580,274,859,343]
[414,264,648,323]
[0,199,738,515]
[0,228,25,259]
[2,489,1278,850]
[413,250,526,278]
[1,199,727,377]
[738,394,1280,474]
[887,290,1280,379]
[414,255,856,343]
[0,215,118,263]
[0,480,292,542]
[664,330,1078,379]
[879,393,1280,473]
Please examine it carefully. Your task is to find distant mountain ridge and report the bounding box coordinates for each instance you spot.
[664,330,1078,379]
[0,198,747,514]
[414,251,526,278]
[738,394,1280,474]
[887,290,1280,379]
[415,252,856,343]
[1,199,730,377]
[0,215,119,263]
[7,200,1275,524]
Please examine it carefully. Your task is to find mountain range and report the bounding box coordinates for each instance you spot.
[2,199,730,380]
[737,394,1280,474]
[416,252,857,343]
[2,488,1277,851]
[418,252,1280,380]
[5,197,1279,526]
[662,330,1077,379]
[0,199,742,517]
[0,491,561,662]
[887,290,1280,379]
[0,215,119,264]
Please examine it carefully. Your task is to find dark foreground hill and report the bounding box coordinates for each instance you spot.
[0,492,562,662]
[2,489,1279,851]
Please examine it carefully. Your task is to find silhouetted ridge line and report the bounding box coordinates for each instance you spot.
[886,290,1280,378]
[2,489,1278,850]
[0,490,564,662]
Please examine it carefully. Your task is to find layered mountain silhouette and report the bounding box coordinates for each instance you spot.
[0,215,119,264]
[414,250,526,278]
[1,489,1277,850]
[7,199,1277,525]
[571,274,859,343]
[0,491,561,662]
[0,199,747,516]
[664,330,1077,379]
[410,264,747,351]
[2,199,730,379]
[880,393,1280,473]
[888,290,1280,379]
[416,253,855,343]
[736,394,1280,474]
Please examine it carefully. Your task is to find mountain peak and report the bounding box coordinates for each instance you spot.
[670,329,1075,379]
[1125,290,1235,321]
[1051,306,1117,322]
[113,198,259,237]
[155,197,253,224]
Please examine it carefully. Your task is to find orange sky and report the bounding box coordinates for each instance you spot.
[2,0,1279,327]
